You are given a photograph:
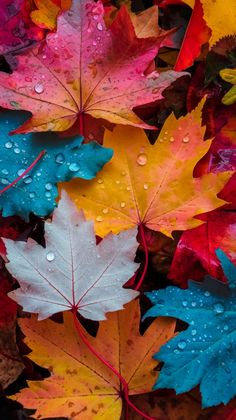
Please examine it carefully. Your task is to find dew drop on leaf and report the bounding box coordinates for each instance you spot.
[97,178,103,184]
[182,135,190,143]
[213,303,225,314]
[96,215,103,222]
[191,329,197,336]
[169,136,175,142]
[97,22,103,31]
[120,202,126,208]
[136,153,147,166]
[182,300,188,307]
[46,252,55,262]
[69,163,80,172]
[34,83,44,94]
[23,176,32,184]
[45,182,53,190]
[143,183,149,190]
[5,141,13,149]
[55,153,65,164]
[204,291,210,297]
[102,208,108,214]
[177,340,187,350]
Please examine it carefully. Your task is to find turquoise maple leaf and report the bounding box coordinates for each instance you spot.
[144,249,236,408]
[0,110,113,219]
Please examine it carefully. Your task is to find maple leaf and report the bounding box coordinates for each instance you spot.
[0,0,44,56]
[169,211,236,286]
[5,191,139,320]
[144,249,236,408]
[0,0,186,134]
[31,0,72,31]
[0,110,113,219]
[10,300,175,419]
[220,68,236,105]
[200,0,236,47]
[63,101,232,238]
[174,0,211,71]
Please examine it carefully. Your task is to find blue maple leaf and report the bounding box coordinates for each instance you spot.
[144,249,236,408]
[0,111,113,219]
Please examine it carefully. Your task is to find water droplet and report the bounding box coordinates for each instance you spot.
[34,83,44,94]
[23,176,32,184]
[97,22,103,31]
[120,202,126,208]
[121,170,126,176]
[14,148,20,154]
[10,100,19,108]
[5,141,13,149]
[1,169,8,175]
[0,178,8,185]
[182,135,190,143]
[169,136,175,142]
[46,252,55,262]
[136,153,147,166]
[29,192,35,198]
[191,301,197,307]
[92,40,97,46]
[69,162,80,172]
[45,191,51,198]
[224,325,229,331]
[97,178,103,184]
[191,329,197,336]
[204,291,210,297]
[182,300,188,307]
[45,182,53,190]
[102,208,108,214]
[96,215,103,222]
[55,153,65,164]
[143,183,149,190]
[177,340,186,350]
[116,180,120,185]
[214,303,225,314]
[17,169,25,176]
[126,186,131,191]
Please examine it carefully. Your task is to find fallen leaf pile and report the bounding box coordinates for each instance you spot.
[0,0,235,419]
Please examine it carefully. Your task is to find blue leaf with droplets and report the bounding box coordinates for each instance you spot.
[0,110,113,219]
[144,249,236,408]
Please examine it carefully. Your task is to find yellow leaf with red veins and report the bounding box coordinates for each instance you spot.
[12,300,175,420]
[63,101,232,238]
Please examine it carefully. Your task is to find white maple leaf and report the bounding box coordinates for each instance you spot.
[5,191,139,320]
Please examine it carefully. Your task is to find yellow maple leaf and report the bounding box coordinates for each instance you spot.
[201,0,236,47]
[12,300,175,420]
[63,101,232,238]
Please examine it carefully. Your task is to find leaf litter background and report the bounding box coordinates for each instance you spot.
[0,0,236,419]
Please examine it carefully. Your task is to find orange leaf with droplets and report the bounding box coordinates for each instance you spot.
[63,101,232,238]
[12,300,175,420]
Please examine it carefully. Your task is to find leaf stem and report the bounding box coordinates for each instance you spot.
[79,112,84,137]
[72,309,155,420]
[0,149,46,195]
[135,223,149,291]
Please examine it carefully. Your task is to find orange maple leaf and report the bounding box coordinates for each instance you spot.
[11,300,175,419]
